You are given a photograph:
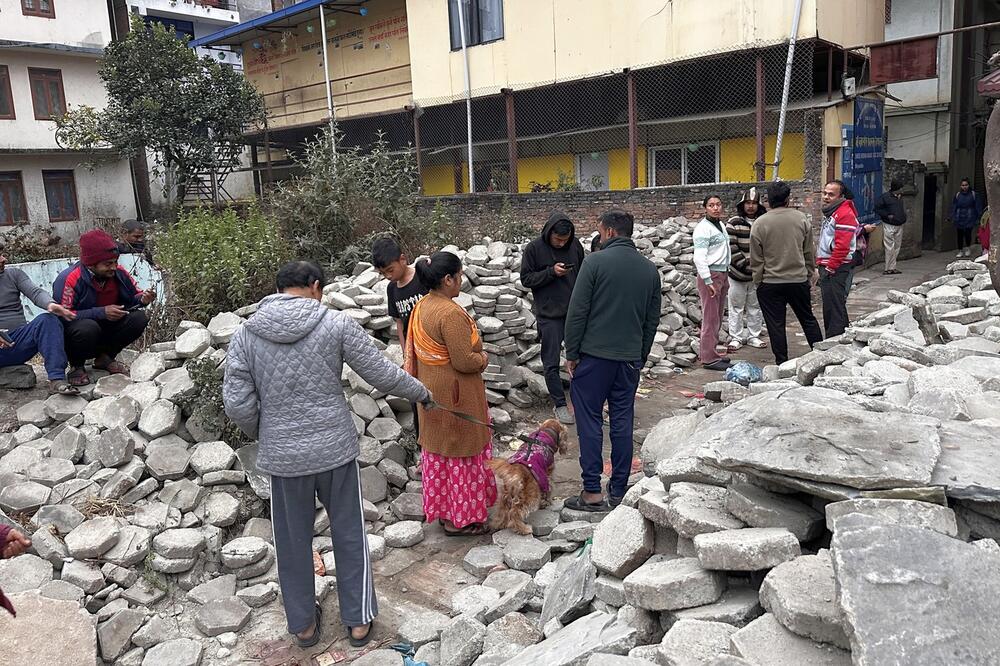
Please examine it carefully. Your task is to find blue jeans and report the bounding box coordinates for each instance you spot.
[0,313,68,380]
[569,354,641,498]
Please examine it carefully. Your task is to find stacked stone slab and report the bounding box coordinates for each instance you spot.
[319,220,711,388]
[619,258,1000,664]
[0,311,452,665]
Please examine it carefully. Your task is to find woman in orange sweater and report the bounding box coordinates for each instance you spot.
[405,252,496,536]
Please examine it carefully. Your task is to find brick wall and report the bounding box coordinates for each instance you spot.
[416,180,823,234]
[416,110,827,233]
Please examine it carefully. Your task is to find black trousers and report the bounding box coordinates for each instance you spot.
[819,265,852,338]
[756,281,825,365]
[957,227,974,248]
[536,316,567,407]
[64,311,149,368]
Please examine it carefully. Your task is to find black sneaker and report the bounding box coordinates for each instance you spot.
[704,359,731,371]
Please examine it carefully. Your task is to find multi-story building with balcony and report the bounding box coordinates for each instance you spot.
[0,0,136,236]
[194,0,886,222]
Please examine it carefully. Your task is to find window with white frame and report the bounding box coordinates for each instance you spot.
[648,143,719,186]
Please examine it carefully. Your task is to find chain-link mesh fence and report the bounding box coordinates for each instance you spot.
[252,38,847,197]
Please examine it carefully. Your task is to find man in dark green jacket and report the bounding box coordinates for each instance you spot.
[564,209,661,511]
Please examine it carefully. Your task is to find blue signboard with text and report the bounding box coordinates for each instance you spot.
[840,97,884,226]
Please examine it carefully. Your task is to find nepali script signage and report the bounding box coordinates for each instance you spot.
[853,97,884,173]
[841,97,885,226]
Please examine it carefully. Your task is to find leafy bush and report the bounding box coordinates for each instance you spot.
[268,126,420,268]
[178,357,252,449]
[156,204,289,322]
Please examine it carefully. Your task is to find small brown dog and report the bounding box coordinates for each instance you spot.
[488,418,569,535]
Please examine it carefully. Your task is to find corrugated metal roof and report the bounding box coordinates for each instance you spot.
[978,68,1000,98]
[190,0,369,48]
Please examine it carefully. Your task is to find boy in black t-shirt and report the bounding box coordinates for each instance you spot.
[372,237,428,348]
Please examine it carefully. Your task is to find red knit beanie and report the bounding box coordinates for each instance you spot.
[79,229,119,266]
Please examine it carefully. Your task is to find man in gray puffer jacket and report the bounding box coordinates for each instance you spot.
[223,261,431,649]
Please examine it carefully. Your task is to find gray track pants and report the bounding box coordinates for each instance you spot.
[270,460,376,633]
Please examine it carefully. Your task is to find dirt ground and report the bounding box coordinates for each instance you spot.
[0,251,957,665]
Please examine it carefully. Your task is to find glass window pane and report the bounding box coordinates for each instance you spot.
[31,77,48,117]
[41,0,51,11]
[448,0,474,48]
[62,182,77,219]
[686,144,716,185]
[0,188,10,224]
[479,0,503,43]
[48,79,65,116]
[0,71,11,117]
[653,148,682,186]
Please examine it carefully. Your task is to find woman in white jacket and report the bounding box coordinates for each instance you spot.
[692,195,732,371]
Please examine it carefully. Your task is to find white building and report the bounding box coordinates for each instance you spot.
[123,0,244,70]
[0,0,136,239]
[883,0,954,164]
[111,0,264,207]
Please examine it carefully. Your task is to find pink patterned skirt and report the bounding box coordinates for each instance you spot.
[421,444,497,528]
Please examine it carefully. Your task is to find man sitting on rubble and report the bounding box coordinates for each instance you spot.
[0,245,79,395]
[53,229,155,386]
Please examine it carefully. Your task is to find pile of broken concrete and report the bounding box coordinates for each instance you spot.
[0,304,527,666]
[382,259,1000,666]
[321,218,711,382]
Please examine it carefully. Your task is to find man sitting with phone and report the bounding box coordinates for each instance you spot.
[53,229,155,386]
[520,211,585,424]
[0,246,79,395]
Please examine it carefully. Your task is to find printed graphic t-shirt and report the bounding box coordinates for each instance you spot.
[387,276,428,340]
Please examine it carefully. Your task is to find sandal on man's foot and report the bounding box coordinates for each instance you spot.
[443,522,490,537]
[94,360,128,375]
[565,494,609,513]
[49,380,80,396]
[67,368,91,387]
[348,621,375,648]
[295,603,323,648]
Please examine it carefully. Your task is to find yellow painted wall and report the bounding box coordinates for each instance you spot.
[242,0,412,129]
[609,148,648,190]
[719,134,806,182]
[405,0,880,103]
[517,155,575,193]
[422,164,457,195]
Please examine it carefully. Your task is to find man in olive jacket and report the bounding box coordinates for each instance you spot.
[564,209,661,511]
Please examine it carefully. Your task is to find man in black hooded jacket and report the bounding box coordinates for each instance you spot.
[520,211,585,424]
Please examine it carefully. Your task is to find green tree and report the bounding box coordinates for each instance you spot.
[268,125,421,269]
[56,15,265,202]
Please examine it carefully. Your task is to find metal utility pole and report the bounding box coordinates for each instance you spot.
[319,2,337,155]
[455,0,475,192]
[773,0,804,180]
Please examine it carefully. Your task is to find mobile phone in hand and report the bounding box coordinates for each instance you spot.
[0,330,13,345]
[127,303,147,312]
[562,263,575,270]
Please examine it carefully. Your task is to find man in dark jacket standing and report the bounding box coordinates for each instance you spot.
[874,179,907,274]
[520,211,585,424]
[564,209,661,511]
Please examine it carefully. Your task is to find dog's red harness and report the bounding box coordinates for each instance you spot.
[508,428,558,495]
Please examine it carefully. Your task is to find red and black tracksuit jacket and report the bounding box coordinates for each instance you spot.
[52,262,142,319]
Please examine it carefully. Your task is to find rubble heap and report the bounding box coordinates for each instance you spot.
[321,217,710,384]
[0,219,707,666]
[375,258,1000,666]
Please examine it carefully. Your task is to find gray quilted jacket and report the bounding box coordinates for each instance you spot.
[222,293,430,477]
